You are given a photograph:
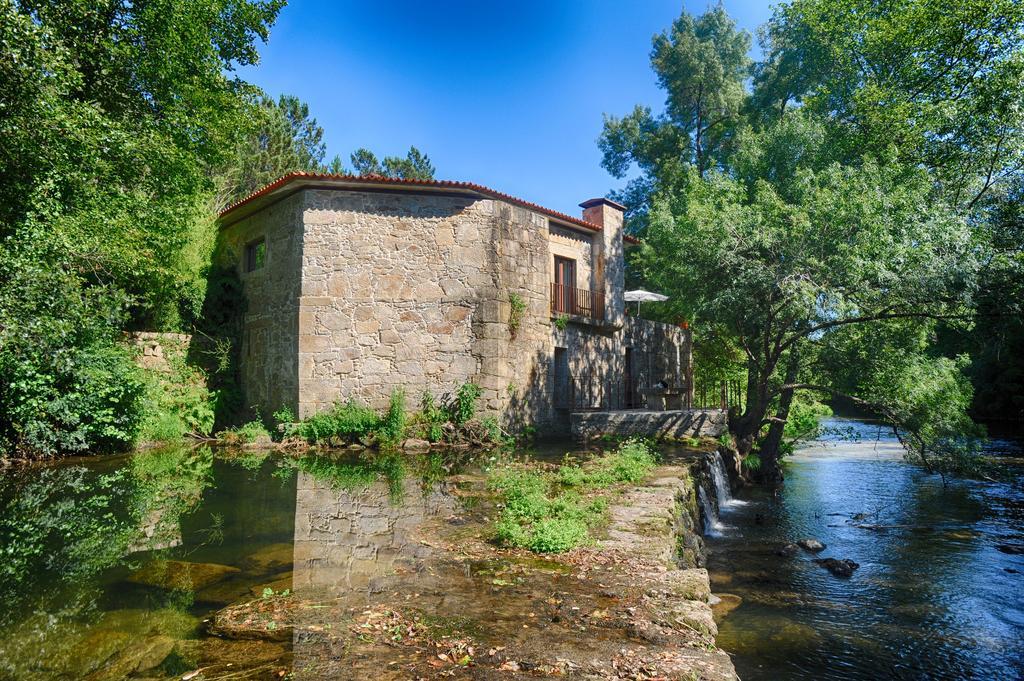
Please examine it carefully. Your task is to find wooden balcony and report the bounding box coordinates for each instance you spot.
[550,283,605,321]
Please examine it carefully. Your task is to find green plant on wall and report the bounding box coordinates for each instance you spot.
[554,314,569,331]
[450,382,482,425]
[508,292,527,339]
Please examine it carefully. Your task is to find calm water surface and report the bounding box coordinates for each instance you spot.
[708,418,1024,681]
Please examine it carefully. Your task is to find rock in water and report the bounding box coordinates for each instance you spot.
[128,559,240,591]
[710,593,743,622]
[776,543,800,557]
[402,438,431,452]
[797,539,826,553]
[813,558,859,578]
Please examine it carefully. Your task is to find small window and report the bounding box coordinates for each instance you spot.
[245,239,266,272]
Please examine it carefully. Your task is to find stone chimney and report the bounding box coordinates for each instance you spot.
[580,197,625,327]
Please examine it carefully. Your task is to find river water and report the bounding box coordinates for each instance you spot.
[706,417,1024,680]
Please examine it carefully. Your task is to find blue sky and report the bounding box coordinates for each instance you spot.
[236,1,774,216]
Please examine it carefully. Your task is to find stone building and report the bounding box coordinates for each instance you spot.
[216,173,690,433]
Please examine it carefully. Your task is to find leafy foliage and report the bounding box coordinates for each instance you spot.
[0,264,146,456]
[490,439,656,553]
[450,382,482,426]
[294,399,382,444]
[599,6,752,225]
[0,0,282,457]
[507,292,527,339]
[603,2,1015,481]
[217,94,327,208]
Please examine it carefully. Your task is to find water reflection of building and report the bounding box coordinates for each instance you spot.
[292,472,457,595]
[290,472,459,679]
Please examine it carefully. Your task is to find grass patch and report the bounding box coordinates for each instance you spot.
[219,419,271,444]
[489,438,657,553]
[293,399,382,443]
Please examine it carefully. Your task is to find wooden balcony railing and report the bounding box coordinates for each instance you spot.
[550,283,605,321]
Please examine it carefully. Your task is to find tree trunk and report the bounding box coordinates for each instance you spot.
[758,351,800,486]
[730,362,769,462]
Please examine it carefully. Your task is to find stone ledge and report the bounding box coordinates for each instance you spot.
[572,408,728,441]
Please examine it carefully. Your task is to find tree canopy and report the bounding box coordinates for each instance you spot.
[0,0,435,457]
[605,1,1024,482]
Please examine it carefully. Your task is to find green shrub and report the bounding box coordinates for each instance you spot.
[528,518,591,553]
[222,420,271,444]
[417,391,447,442]
[489,440,658,553]
[450,382,482,425]
[294,399,381,443]
[489,469,606,553]
[138,346,215,444]
[377,389,407,445]
[482,415,506,444]
[0,264,147,456]
[273,406,295,425]
[508,292,527,339]
[556,438,657,488]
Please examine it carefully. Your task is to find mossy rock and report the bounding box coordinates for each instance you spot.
[207,595,297,642]
[666,568,712,601]
[127,559,240,591]
[48,629,135,677]
[250,571,293,597]
[239,542,294,574]
[93,608,200,639]
[710,593,742,622]
[664,599,717,637]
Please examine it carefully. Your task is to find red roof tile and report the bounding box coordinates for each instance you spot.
[218,172,640,244]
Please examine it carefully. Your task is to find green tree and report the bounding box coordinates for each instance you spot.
[637,112,978,483]
[0,0,282,457]
[599,6,751,226]
[217,94,327,208]
[609,4,1020,483]
[342,146,436,180]
[755,0,1024,213]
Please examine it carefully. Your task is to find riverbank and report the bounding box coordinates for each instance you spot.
[704,417,1024,680]
[0,441,738,680]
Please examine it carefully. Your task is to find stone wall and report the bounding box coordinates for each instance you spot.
[624,317,691,391]
[570,408,728,442]
[220,185,692,432]
[296,190,554,419]
[125,331,192,373]
[219,192,305,419]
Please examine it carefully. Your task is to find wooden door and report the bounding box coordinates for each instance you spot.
[554,256,576,314]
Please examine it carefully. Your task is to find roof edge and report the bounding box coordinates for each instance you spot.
[217,172,607,233]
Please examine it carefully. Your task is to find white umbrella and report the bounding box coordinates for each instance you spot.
[625,289,668,315]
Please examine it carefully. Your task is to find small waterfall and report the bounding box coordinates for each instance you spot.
[699,451,747,537]
[698,484,726,536]
[710,452,734,507]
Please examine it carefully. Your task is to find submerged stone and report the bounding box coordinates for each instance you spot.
[206,595,298,642]
[127,559,240,591]
[711,593,743,621]
[797,539,826,553]
[813,557,860,578]
[776,542,800,557]
[240,542,294,574]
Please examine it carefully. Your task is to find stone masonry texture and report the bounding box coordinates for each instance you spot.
[217,185,691,432]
